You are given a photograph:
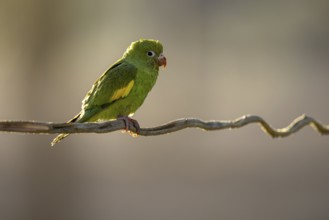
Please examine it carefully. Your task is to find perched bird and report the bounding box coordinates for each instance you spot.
[51,39,166,146]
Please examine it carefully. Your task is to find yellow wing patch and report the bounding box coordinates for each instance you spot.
[110,80,134,101]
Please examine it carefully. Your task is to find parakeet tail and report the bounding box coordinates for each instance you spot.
[51,133,70,146]
[51,113,80,146]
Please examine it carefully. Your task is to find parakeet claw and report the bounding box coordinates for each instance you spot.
[118,116,140,137]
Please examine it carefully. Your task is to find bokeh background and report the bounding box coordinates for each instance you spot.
[0,0,329,219]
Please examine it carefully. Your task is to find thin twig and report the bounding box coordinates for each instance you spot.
[0,114,328,137]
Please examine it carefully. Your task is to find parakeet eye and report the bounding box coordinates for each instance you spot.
[147,51,156,57]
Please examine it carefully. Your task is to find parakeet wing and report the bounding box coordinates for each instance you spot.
[79,60,137,119]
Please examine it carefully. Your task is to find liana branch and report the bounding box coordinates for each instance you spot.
[0,114,328,137]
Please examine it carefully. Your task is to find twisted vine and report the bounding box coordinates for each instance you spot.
[0,115,328,139]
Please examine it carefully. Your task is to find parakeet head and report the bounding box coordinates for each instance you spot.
[124,39,166,70]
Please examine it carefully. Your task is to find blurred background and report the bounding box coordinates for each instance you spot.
[0,0,329,219]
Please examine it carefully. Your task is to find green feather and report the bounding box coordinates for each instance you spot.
[51,39,164,146]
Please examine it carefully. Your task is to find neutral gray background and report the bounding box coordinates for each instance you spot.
[0,0,329,219]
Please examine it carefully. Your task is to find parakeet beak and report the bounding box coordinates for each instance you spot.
[158,54,167,68]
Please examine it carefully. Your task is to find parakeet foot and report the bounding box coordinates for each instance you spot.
[118,116,140,137]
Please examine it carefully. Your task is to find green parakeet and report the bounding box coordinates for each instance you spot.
[51,39,166,146]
